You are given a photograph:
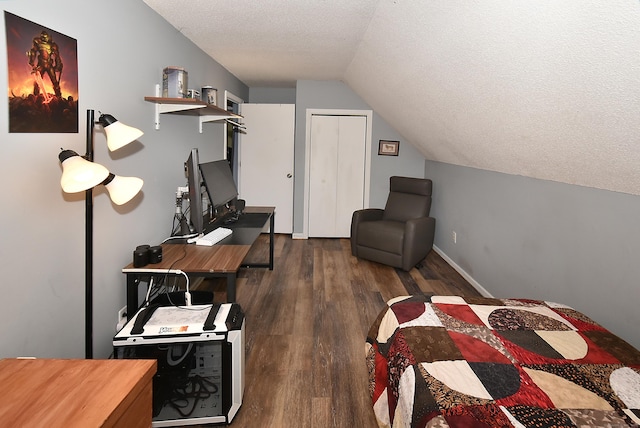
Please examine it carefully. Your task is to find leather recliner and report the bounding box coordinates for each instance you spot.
[350,176,435,271]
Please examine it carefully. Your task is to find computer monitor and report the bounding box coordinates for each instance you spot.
[185,148,205,234]
[199,159,239,217]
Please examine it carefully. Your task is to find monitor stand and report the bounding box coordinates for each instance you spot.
[179,216,191,235]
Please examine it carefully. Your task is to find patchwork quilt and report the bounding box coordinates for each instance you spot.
[366,295,640,427]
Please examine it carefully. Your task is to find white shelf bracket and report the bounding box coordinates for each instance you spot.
[153,84,161,130]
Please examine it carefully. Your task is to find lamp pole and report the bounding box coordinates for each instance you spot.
[59,108,143,359]
[85,109,95,359]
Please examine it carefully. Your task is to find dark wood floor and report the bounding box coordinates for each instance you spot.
[196,235,480,427]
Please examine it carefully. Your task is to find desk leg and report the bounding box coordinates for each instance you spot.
[269,212,274,270]
[227,273,237,302]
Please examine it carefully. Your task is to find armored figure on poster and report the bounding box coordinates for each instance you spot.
[27,30,63,98]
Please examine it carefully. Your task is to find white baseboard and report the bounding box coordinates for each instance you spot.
[432,246,493,298]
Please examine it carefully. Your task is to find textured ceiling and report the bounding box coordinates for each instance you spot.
[144,0,640,197]
[143,0,377,87]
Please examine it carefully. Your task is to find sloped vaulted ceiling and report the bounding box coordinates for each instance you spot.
[144,0,640,196]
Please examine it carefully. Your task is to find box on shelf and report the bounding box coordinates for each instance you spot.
[162,66,188,98]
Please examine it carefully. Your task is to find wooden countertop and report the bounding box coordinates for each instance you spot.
[0,358,156,428]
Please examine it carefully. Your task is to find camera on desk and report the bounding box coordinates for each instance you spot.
[133,244,162,267]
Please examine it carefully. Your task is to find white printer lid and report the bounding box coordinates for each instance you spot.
[114,303,233,342]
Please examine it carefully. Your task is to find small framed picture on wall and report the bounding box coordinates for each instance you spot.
[378,140,399,156]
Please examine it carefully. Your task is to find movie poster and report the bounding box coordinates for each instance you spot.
[4,12,78,133]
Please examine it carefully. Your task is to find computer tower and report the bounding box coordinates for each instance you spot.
[113,303,244,426]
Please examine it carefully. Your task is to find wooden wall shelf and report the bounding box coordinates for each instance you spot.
[145,92,241,133]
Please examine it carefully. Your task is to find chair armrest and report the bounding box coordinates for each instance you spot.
[352,208,384,224]
[350,209,384,255]
[402,216,436,270]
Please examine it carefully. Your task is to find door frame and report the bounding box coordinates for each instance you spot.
[302,108,372,239]
[224,90,245,184]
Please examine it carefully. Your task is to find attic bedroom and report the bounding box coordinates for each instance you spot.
[1,1,638,427]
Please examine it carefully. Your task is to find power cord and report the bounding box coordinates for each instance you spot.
[156,374,219,418]
[162,233,199,244]
[133,268,191,307]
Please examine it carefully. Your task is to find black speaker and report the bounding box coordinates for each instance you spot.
[149,246,163,264]
[133,245,150,268]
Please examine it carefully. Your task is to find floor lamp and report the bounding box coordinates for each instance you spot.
[59,109,144,359]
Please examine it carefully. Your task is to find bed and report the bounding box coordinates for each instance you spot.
[366,295,640,427]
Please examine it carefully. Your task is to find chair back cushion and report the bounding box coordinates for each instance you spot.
[382,176,432,222]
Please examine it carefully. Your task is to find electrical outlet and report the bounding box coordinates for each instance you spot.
[116,306,127,331]
[452,231,457,244]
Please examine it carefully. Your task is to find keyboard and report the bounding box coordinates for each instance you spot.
[195,227,233,246]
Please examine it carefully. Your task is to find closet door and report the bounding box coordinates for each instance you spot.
[308,115,367,237]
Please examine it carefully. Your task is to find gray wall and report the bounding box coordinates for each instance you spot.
[293,80,425,233]
[426,160,640,349]
[249,87,296,104]
[0,0,248,358]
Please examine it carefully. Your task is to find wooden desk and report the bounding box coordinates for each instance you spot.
[123,207,274,316]
[0,358,156,428]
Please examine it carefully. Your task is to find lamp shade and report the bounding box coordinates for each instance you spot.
[102,173,144,205]
[59,149,109,193]
[99,114,144,151]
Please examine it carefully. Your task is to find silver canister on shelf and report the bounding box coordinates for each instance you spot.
[162,66,188,98]
[187,89,200,99]
[201,86,217,105]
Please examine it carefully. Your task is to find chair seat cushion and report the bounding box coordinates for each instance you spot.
[357,220,404,255]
